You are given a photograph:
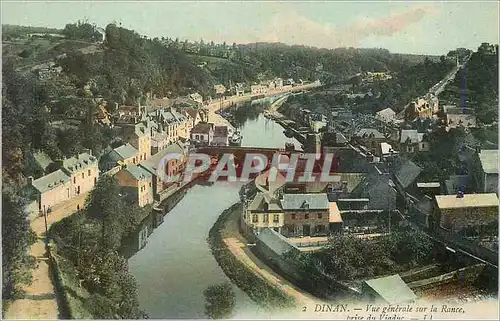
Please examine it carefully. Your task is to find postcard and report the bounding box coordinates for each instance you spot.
[1,1,498,320]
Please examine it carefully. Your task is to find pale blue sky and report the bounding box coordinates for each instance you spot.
[2,1,499,55]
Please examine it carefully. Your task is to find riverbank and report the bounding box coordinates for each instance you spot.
[3,192,89,320]
[208,202,328,314]
[207,82,322,113]
[207,203,296,311]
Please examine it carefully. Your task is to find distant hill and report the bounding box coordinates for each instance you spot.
[2,24,64,38]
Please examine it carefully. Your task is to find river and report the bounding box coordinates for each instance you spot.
[128,112,300,319]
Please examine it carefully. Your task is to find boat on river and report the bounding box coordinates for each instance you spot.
[229,131,243,146]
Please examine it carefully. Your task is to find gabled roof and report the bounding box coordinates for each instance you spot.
[33,151,53,171]
[31,169,70,194]
[356,128,384,139]
[376,108,396,119]
[478,150,498,174]
[256,167,287,196]
[191,122,213,134]
[393,159,422,189]
[214,126,228,137]
[363,275,416,304]
[111,143,138,161]
[122,164,152,180]
[256,228,299,256]
[400,130,424,144]
[444,175,468,195]
[62,153,98,173]
[139,142,186,175]
[435,193,499,209]
[184,108,199,120]
[281,193,329,210]
[329,202,343,223]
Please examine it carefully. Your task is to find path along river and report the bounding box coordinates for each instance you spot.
[128,112,301,319]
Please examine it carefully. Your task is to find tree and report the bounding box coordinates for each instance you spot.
[2,190,37,303]
[85,176,125,250]
[203,283,236,319]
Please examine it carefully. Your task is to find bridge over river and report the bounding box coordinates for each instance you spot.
[127,111,302,319]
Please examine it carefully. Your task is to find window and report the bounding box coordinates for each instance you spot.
[88,169,91,176]
[292,214,296,220]
[252,214,258,223]
[305,213,309,219]
[318,213,322,219]
[149,182,152,187]
[82,173,84,179]
[315,225,325,234]
[273,214,279,223]
[73,177,76,184]
[263,214,269,222]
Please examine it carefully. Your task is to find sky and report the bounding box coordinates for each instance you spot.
[2,1,499,55]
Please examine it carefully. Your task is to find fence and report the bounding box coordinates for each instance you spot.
[437,228,498,266]
[46,245,73,319]
[407,263,486,290]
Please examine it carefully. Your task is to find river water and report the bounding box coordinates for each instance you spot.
[128,113,300,319]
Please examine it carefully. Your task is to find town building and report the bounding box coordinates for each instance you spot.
[143,108,193,154]
[139,141,187,201]
[399,129,430,153]
[322,132,349,153]
[378,142,398,159]
[114,164,154,207]
[281,194,343,237]
[234,83,245,96]
[94,104,111,126]
[353,128,386,153]
[184,108,203,128]
[189,92,203,104]
[27,152,99,212]
[113,104,146,124]
[434,193,499,233]
[251,84,267,95]
[33,151,55,174]
[101,143,139,171]
[443,175,470,195]
[375,108,396,124]
[254,228,302,280]
[362,275,416,305]
[214,84,227,96]
[470,149,498,194]
[122,123,151,162]
[28,170,72,213]
[405,98,433,121]
[171,96,201,109]
[445,112,477,131]
[190,122,214,146]
[212,126,229,146]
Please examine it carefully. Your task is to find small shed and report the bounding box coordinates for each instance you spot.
[362,274,417,304]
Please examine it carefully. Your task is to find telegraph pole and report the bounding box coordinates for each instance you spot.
[43,205,48,249]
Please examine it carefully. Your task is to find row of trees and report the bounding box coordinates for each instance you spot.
[62,21,103,43]
[2,191,37,313]
[49,177,149,318]
[291,230,435,282]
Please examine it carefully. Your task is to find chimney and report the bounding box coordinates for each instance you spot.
[342,181,348,193]
[28,176,34,185]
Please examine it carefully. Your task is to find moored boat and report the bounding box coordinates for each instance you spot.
[229,131,243,146]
